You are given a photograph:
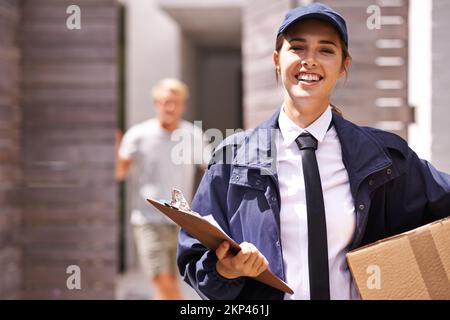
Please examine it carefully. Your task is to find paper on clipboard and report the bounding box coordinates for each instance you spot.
[146,194,294,295]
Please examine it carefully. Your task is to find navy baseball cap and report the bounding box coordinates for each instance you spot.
[277,2,348,47]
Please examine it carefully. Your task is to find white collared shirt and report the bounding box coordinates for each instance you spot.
[276,105,357,300]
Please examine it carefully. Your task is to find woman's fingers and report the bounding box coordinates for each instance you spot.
[255,257,269,276]
[241,245,258,273]
[237,242,267,277]
[234,242,253,265]
[251,252,264,270]
[215,241,230,261]
[216,241,269,278]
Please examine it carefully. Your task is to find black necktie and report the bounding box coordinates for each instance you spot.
[295,132,330,300]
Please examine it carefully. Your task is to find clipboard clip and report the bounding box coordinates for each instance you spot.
[169,188,191,212]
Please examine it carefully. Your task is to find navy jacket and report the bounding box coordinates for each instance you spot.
[177,110,450,300]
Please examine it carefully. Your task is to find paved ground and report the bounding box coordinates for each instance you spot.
[115,268,201,300]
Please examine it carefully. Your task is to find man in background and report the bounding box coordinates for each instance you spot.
[116,78,211,299]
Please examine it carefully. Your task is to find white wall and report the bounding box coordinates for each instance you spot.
[119,0,181,128]
[409,0,450,172]
[431,0,450,172]
[408,0,432,161]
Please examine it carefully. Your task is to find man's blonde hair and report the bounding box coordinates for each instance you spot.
[152,78,189,101]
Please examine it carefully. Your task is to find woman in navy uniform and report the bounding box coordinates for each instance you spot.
[177,3,450,300]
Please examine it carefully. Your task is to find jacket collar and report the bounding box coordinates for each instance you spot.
[233,109,393,196]
[232,109,281,176]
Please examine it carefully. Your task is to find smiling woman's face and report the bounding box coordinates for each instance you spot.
[274,19,348,106]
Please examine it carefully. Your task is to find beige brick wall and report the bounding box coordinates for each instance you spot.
[242,0,291,128]
[0,0,23,299]
[20,0,119,299]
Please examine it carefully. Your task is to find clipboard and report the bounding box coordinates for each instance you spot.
[147,197,294,295]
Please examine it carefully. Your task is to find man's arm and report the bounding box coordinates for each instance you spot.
[116,156,133,181]
[115,129,133,181]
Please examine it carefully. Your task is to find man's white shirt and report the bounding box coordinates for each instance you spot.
[119,118,211,225]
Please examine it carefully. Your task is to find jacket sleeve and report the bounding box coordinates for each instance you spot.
[418,157,450,220]
[404,148,450,222]
[177,164,246,300]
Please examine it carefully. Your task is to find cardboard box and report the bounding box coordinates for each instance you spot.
[347,217,450,299]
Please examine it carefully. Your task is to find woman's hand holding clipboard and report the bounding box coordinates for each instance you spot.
[147,189,293,295]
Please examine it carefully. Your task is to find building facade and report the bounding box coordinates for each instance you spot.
[0,0,119,299]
